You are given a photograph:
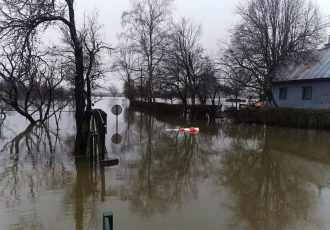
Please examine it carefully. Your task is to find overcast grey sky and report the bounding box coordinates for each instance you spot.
[72,0,330,88]
[75,0,330,52]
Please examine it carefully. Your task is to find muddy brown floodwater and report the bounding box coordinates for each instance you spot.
[1,97,330,230]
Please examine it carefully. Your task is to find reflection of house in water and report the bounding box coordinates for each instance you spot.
[225,126,330,189]
[270,134,330,190]
[272,150,330,190]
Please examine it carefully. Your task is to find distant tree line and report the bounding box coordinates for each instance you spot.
[113,0,328,107]
[113,0,224,106]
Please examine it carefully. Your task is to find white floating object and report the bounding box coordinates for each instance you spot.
[165,127,199,133]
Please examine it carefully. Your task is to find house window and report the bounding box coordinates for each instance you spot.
[279,87,287,100]
[302,86,312,100]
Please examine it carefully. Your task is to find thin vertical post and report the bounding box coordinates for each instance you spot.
[140,68,143,101]
[115,114,118,134]
[103,212,113,230]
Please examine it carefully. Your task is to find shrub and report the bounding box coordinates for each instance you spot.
[228,107,330,130]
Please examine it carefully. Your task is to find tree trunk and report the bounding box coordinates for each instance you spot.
[73,54,89,156]
[66,1,90,155]
[191,93,196,105]
[235,90,238,110]
[127,75,132,101]
[265,79,278,108]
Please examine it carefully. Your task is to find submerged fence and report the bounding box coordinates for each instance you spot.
[130,100,219,121]
[89,108,120,167]
[92,109,107,160]
[89,109,107,164]
[90,111,116,229]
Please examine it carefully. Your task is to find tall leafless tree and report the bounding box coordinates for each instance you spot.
[121,0,173,102]
[196,56,221,106]
[112,47,140,101]
[221,0,327,106]
[60,11,112,126]
[164,17,205,105]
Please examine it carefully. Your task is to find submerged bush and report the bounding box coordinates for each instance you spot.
[227,107,330,129]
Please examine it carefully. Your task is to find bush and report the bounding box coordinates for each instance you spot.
[227,107,330,129]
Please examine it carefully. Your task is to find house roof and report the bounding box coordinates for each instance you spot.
[274,46,330,82]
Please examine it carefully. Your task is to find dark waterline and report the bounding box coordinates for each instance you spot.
[1,97,330,229]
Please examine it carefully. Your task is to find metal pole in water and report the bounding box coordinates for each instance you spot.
[103,212,113,230]
[116,114,118,134]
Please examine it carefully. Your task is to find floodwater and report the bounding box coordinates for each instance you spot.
[1,97,330,230]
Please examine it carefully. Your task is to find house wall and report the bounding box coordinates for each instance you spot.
[272,80,330,109]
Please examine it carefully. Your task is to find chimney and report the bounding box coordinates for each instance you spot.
[325,35,330,48]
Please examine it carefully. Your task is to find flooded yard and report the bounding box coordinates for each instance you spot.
[1,97,330,229]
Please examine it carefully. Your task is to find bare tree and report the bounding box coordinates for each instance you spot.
[223,68,252,109]
[161,54,189,105]
[164,17,205,105]
[0,43,69,123]
[195,56,221,105]
[121,0,173,102]
[107,84,119,97]
[112,47,140,101]
[0,1,110,154]
[60,11,112,119]
[221,0,327,106]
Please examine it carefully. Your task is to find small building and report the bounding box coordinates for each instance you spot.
[272,38,330,109]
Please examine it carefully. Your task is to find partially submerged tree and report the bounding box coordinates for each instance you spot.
[112,47,140,101]
[121,0,173,102]
[222,0,327,106]
[107,84,119,97]
[117,2,223,106]
[0,1,110,155]
[223,68,253,109]
[0,43,69,124]
[196,56,220,105]
[60,11,112,126]
[164,17,205,105]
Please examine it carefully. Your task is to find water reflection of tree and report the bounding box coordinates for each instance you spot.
[1,124,64,163]
[119,110,215,216]
[0,122,104,229]
[219,125,313,230]
[74,158,99,230]
[0,123,74,216]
